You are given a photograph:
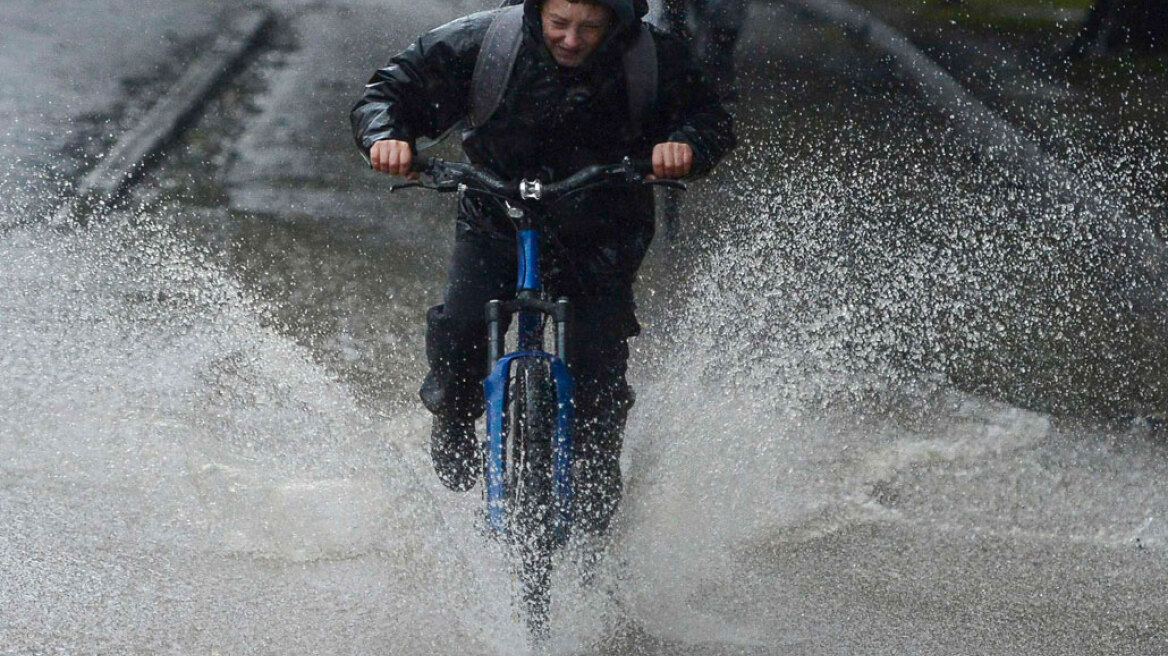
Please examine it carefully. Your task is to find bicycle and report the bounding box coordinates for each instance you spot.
[391,155,685,637]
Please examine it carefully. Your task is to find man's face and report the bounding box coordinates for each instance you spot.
[541,0,612,68]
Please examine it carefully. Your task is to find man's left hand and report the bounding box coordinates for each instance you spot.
[650,141,693,179]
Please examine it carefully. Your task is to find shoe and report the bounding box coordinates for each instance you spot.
[430,415,479,492]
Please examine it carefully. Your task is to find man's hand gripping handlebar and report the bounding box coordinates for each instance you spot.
[369,138,695,181]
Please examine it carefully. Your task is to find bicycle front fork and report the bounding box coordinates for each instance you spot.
[482,295,576,542]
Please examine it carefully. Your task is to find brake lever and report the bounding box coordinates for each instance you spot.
[390,181,425,193]
[616,158,686,190]
[645,179,688,191]
[390,180,460,193]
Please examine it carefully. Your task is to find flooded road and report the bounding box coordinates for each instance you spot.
[2,0,1167,653]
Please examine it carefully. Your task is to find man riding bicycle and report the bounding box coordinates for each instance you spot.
[352,0,735,537]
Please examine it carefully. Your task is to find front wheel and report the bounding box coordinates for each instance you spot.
[505,356,558,636]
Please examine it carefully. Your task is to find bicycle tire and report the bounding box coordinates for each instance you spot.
[504,355,558,635]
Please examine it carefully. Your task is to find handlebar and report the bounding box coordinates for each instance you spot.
[391,155,686,201]
[409,155,513,196]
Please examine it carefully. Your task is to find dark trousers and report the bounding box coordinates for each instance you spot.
[420,234,642,535]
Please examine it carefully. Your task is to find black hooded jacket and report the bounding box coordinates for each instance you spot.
[351,0,735,266]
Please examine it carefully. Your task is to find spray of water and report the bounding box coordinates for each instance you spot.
[0,204,535,653]
[587,85,1167,652]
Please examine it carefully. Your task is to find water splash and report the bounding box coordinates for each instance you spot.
[0,206,510,654]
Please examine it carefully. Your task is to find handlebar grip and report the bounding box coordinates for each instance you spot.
[410,154,433,172]
[629,159,653,176]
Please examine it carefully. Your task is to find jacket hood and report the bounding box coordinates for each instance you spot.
[522,0,647,43]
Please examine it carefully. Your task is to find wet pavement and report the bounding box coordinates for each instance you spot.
[0,0,244,222]
[3,0,1168,653]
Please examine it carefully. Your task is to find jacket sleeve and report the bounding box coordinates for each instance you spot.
[350,13,489,152]
[649,27,737,177]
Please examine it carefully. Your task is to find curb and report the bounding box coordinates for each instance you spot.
[67,8,273,221]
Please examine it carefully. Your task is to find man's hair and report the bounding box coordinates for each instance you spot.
[548,0,608,9]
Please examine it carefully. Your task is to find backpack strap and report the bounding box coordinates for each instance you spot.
[470,7,658,132]
[470,6,525,129]
[622,25,658,136]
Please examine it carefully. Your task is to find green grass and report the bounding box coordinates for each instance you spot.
[957,0,1090,10]
[854,0,1088,42]
[883,0,1090,11]
[867,0,1091,32]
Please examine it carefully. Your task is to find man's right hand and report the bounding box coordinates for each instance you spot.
[369,139,417,178]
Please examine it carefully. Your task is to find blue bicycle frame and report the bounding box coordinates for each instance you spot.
[481,211,576,544]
